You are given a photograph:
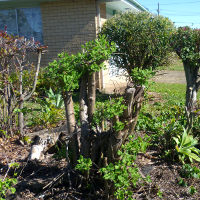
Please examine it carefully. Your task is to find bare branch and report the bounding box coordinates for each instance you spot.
[23,50,42,101]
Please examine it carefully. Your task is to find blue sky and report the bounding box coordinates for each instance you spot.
[138,0,200,28]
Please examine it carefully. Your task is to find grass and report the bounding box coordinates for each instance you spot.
[167,59,184,71]
[148,82,186,105]
[158,57,184,71]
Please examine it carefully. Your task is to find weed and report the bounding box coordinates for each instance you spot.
[180,164,200,179]
[0,162,19,199]
[0,178,17,200]
[75,155,92,174]
[189,185,197,195]
[157,189,163,198]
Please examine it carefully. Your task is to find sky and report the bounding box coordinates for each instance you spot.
[138,0,200,28]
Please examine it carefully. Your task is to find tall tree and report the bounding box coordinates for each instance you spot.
[171,27,200,129]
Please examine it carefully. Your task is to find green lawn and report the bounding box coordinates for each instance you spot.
[158,58,184,71]
[167,59,184,71]
[149,82,186,105]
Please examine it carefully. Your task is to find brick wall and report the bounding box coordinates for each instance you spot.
[40,0,97,66]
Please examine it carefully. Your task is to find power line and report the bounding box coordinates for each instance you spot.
[174,21,200,24]
[160,1,200,5]
[159,8,200,14]
[144,1,200,6]
[162,13,200,16]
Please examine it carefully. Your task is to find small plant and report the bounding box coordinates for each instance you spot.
[178,164,199,196]
[46,88,64,109]
[22,136,32,145]
[180,164,200,179]
[189,185,197,195]
[178,178,187,187]
[100,135,150,200]
[173,128,200,163]
[30,91,65,128]
[157,189,163,199]
[75,155,92,174]
[0,178,18,200]
[0,162,20,200]
[75,155,92,181]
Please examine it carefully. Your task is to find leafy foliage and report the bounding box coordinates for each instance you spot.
[171,26,200,67]
[178,164,200,195]
[0,162,19,200]
[180,164,200,179]
[131,68,155,86]
[100,135,150,200]
[93,97,127,130]
[173,128,200,163]
[101,12,174,75]
[46,35,115,93]
[75,155,92,174]
[0,178,17,200]
[45,88,64,109]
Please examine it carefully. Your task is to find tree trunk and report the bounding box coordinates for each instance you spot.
[88,73,96,124]
[18,50,42,136]
[18,100,24,136]
[6,73,13,135]
[183,62,199,131]
[63,91,79,166]
[183,62,198,110]
[18,61,24,136]
[79,76,90,158]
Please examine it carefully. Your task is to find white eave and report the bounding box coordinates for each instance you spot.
[98,0,148,12]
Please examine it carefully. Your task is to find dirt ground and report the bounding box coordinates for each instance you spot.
[1,133,200,200]
[152,71,186,84]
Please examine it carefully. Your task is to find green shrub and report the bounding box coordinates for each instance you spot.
[101,12,174,75]
[100,135,150,200]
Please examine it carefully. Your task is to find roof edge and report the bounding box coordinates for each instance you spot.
[126,0,148,12]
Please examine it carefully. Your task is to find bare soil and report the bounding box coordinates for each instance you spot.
[153,70,186,84]
[1,132,200,200]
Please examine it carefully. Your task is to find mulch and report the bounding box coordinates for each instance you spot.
[0,135,200,200]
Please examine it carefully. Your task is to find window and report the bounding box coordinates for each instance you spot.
[0,7,43,43]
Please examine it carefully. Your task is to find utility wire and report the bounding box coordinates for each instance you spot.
[144,1,200,6]
[160,1,200,5]
[162,13,200,16]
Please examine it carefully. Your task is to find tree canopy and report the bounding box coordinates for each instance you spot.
[101,12,175,75]
[171,26,200,67]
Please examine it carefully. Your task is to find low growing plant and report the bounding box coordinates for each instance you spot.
[100,135,151,200]
[0,162,20,200]
[29,89,65,128]
[180,164,200,179]
[75,155,92,174]
[178,164,200,196]
[173,128,200,163]
[0,178,17,200]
